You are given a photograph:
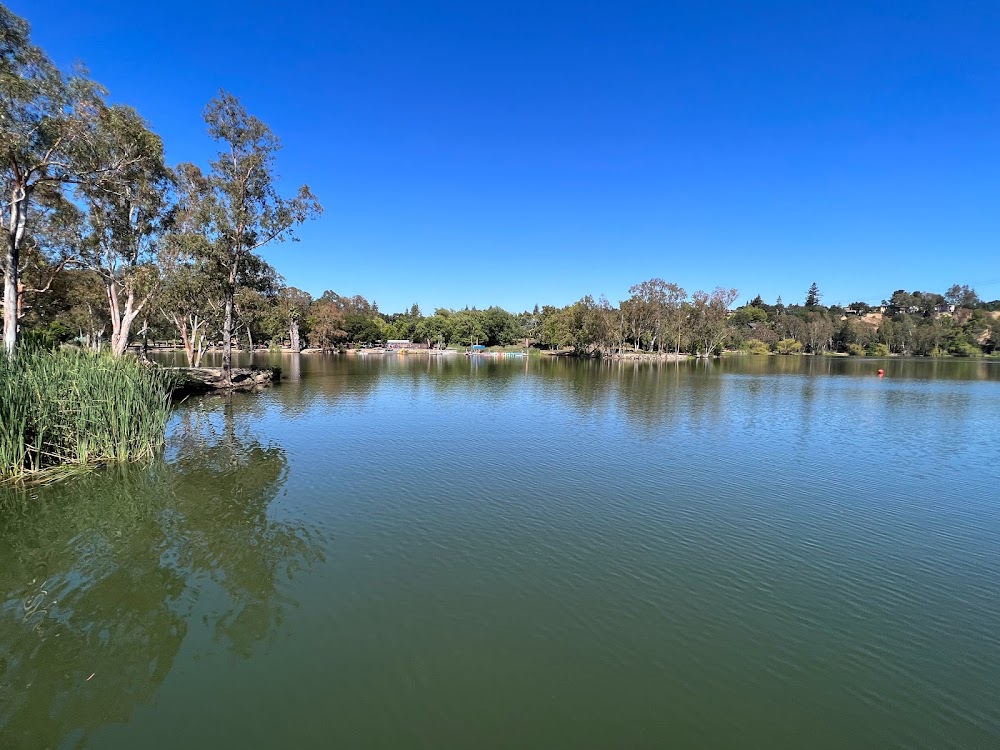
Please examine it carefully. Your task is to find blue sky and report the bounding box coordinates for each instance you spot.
[15,0,1000,312]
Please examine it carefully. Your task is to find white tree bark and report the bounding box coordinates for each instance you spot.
[3,187,28,354]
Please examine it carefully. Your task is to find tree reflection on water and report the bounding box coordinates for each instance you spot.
[0,400,323,748]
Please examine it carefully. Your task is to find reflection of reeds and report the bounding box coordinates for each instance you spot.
[0,349,174,483]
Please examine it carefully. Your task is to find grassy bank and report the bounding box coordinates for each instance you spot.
[0,349,174,484]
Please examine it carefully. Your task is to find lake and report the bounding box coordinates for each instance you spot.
[2,354,999,748]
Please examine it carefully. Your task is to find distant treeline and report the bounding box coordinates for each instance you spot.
[24,274,998,359]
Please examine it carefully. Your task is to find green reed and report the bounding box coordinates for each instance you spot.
[0,348,174,483]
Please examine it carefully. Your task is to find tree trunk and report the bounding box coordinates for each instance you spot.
[4,188,27,354]
[109,285,146,357]
[3,245,17,354]
[289,318,300,352]
[222,281,235,382]
[247,325,254,361]
[177,316,195,367]
[194,329,207,367]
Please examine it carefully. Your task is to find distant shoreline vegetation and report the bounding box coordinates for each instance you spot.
[146,281,994,360]
[26,278,1000,361]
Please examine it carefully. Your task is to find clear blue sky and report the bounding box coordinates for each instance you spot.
[15,0,1000,312]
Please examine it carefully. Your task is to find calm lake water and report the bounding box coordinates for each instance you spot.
[2,354,999,749]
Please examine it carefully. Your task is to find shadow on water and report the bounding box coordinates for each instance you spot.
[0,401,324,749]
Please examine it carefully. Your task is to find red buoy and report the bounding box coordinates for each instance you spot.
[877,369,885,378]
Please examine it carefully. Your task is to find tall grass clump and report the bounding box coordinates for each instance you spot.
[0,348,174,483]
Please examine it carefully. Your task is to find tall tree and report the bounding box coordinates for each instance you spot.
[944,284,978,309]
[480,305,519,346]
[275,286,312,351]
[0,7,114,352]
[158,256,221,367]
[805,282,821,307]
[628,279,668,351]
[690,287,739,356]
[802,310,834,354]
[77,105,173,356]
[662,282,688,355]
[308,296,347,349]
[620,295,648,351]
[176,91,320,379]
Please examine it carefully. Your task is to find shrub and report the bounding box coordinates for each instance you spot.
[775,338,803,355]
[866,343,890,357]
[847,343,865,356]
[949,341,982,357]
[742,338,771,355]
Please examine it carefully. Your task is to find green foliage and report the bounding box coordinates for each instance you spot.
[847,343,865,356]
[76,104,173,355]
[805,282,821,307]
[945,284,979,309]
[18,321,74,351]
[742,338,771,355]
[732,305,768,326]
[171,91,321,373]
[0,349,173,482]
[0,5,114,351]
[866,343,890,357]
[690,287,739,356]
[480,306,520,346]
[776,338,802,354]
[947,335,981,357]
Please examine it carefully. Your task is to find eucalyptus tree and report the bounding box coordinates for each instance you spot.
[690,287,738,356]
[9,188,80,325]
[273,286,312,351]
[233,285,272,353]
[76,105,173,356]
[661,282,688,355]
[174,91,320,379]
[628,278,668,351]
[231,253,279,352]
[517,307,541,348]
[945,284,978,309]
[158,257,221,367]
[620,295,647,351]
[802,309,835,354]
[591,295,617,355]
[0,7,130,352]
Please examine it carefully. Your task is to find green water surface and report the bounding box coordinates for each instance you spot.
[1,354,999,749]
